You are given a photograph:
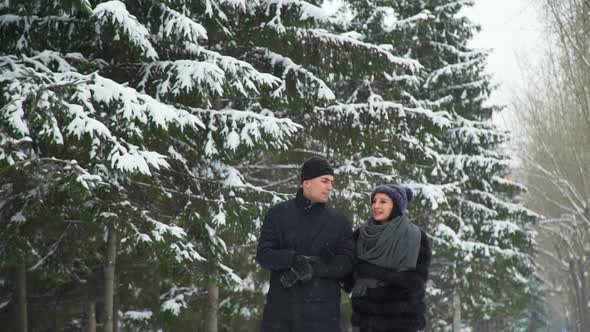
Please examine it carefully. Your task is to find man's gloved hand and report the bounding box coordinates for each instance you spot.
[291,255,314,282]
[279,255,315,288]
[280,269,299,288]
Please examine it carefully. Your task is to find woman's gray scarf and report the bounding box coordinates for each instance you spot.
[357,214,421,270]
[352,215,421,297]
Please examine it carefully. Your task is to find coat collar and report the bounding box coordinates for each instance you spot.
[294,188,326,214]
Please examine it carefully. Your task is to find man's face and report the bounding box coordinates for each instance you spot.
[302,175,334,203]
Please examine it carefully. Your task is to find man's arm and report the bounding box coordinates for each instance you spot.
[314,218,355,279]
[256,208,297,271]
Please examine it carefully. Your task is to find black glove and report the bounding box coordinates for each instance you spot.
[279,255,314,288]
[280,269,299,288]
[291,255,314,282]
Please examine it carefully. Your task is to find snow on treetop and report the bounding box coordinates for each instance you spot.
[93,1,158,60]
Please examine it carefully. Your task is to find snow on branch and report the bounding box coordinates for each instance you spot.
[481,219,526,240]
[448,121,508,146]
[0,54,205,175]
[335,158,398,181]
[316,100,451,128]
[182,44,281,89]
[156,3,207,44]
[434,0,475,13]
[430,41,488,60]
[289,28,422,71]
[425,58,484,88]
[0,14,80,51]
[139,60,225,100]
[139,53,281,103]
[411,182,458,210]
[92,1,158,60]
[380,9,433,32]
[490,175,527,193]
[254,0,331,22]
[254,47,335,102]
[469,189,541,220]
[441,154,509,175]
[188,106,300,153]
[120,310,153,322]
[160,286,201,316]
[433,223,526,259]
[118,200,205,262]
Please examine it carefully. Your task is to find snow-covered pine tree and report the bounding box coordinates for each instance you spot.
[0,0,300,329]
[216,1,456,328]
[369,0,539,329]
[325,0,455,231]
[186,1,445,328]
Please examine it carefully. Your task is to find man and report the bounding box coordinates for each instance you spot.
[256,157,354,332]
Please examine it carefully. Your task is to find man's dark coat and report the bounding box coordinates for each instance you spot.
[256,189,354,332]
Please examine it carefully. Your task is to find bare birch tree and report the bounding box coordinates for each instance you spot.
[514,1,590,330]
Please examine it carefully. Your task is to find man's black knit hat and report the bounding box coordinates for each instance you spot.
[301,157,334,182]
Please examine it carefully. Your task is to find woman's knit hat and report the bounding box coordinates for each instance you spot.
[370,184,414,218]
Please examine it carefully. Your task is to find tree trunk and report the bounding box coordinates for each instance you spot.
[452,289,461,332]
[577,257,590,332]
[103,231,117,332]
[204,270,219,332]
[86,300,96,332]
[113,278,119,332]
[569,259,584,332]
[15,263,27,332]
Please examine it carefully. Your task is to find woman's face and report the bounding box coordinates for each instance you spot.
[371,193,394,223]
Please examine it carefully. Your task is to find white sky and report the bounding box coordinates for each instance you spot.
[463,0,545,128]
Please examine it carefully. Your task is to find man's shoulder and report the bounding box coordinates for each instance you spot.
[267,198,296,215]
[325,205,350,224]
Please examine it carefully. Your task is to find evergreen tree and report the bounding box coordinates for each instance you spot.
[0,0,298,329]
[0,0,542,330]
[367,0,539,329]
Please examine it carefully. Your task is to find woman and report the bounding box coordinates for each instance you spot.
[347,184,431,332]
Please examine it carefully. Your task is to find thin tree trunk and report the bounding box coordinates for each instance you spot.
[204,270,219,332]
[452,289,461,332]
[103,231,117,332]
[569,260,584,332]
[86,300,96,332]
[15,263,27,332]
[578,258,590,332]
[113,278,119,332]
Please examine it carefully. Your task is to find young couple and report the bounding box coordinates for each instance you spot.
[256,157,432,332]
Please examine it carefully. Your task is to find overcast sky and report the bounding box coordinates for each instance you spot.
[463,0,545,127]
